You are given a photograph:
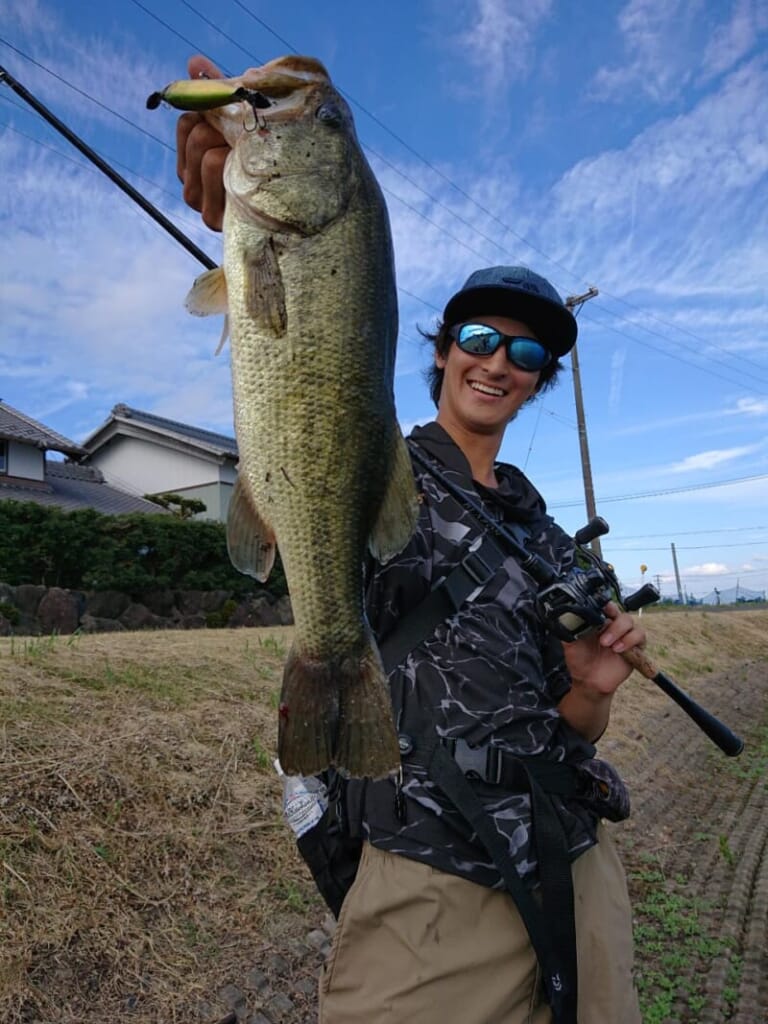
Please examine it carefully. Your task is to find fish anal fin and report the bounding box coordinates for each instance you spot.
[226,477,276,582]
[368,427,419,563]
[185,266,228,316]
[246,238,287,336]
[278,631,400,780]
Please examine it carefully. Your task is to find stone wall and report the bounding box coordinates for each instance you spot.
[0,582,293,636]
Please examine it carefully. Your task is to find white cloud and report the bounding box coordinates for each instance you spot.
[548,59,768,303]
[669,444,760,472]
[590,0,703,102]
[684,561,731,576]
[590,0,767,104]
[700,0,768,82]
[440,0,554,94]
[733,397,768,415]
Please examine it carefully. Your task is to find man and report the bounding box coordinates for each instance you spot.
[177,57,645,1024]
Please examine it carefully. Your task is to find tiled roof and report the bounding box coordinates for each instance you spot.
[0,459,167,516]
[96,404,239,458]
[0,400,87,457]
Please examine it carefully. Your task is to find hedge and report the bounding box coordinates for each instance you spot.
[0,500,287,600]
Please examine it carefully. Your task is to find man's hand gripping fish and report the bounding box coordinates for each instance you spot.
[149,57,418,779]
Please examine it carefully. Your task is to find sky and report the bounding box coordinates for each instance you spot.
[1,0,767,601]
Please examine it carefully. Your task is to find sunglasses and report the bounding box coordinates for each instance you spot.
[450,323,552,372]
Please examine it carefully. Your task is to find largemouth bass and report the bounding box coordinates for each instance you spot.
[149,57,418,778]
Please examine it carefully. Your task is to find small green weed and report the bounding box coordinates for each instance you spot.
[718,834,736,866]
[250,737,271,770]
[8,633,58,658]
[631,861,730,1022]
[258,634,287,658]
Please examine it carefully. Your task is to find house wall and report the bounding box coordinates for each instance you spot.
[7,440,45,481]
[173,481,235,522]
[89,435,231,495]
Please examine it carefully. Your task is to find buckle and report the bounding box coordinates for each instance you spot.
[461,540,500,586]
[448,738,503,784]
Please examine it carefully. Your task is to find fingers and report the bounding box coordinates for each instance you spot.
[198,146,228,231]
[188,54,223,80]
[175,56,228,231]
[176,116,228,230]
[598,601,646,655]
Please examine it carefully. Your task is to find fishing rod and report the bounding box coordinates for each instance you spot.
[3,63,745,759]
[0,64,217,271]
[409,443,745,758]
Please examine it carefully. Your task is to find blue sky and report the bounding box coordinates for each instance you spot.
[1,0,767,599]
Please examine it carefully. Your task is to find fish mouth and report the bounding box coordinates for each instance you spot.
[149,56,331,120]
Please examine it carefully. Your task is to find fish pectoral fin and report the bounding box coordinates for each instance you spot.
[368,427,420,563]
[185,266,229,316]
[226,477,276,582]
[214,314,230,355]
[246,238,287,336]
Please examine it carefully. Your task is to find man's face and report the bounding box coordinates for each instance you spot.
[435,315,542,439]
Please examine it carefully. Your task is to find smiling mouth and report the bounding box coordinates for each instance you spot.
[469,381,506,397]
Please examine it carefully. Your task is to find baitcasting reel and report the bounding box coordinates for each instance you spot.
[537,517,660,643]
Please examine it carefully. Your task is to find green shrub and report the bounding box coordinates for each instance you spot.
[205,599,239,628]
[0,600,20,625]
[0,500,287,601]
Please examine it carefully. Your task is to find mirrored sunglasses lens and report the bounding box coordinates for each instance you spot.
[456,325,501,354]
[508,339,550,371]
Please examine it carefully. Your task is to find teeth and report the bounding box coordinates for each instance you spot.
[470,381,505,397]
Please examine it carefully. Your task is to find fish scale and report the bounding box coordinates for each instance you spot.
[151,55,418,778]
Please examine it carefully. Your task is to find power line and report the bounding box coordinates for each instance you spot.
[0,115,215,241]
[612,540,768,552]
[0,37,174,152]
[120,2,768,397]
[214,0,768,382]
[611,525,767,540]
[550,471,768,508]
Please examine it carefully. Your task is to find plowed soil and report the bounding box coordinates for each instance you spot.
[1,608,766,1024]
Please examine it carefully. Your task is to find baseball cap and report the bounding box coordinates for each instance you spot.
[442,265,578,357]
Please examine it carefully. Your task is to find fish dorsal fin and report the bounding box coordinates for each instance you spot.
[226,477,277,582]
[185,266,228,316]
[246,238,287,336]
[368,427,419,563]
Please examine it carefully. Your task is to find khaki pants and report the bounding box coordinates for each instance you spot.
[319,823,640,1024]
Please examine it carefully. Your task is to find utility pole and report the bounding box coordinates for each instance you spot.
[565,288,601,557]
[670,542,684,603]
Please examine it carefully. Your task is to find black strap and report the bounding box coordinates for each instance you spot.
[425,742,579,1024]
[379,533,508,675]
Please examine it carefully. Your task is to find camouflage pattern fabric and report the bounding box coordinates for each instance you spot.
[361,421,630,891]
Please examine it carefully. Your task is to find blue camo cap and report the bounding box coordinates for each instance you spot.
[442,265,578,357]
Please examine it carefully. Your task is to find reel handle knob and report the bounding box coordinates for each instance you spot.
[623,583,660,611]
[574,516,610,546]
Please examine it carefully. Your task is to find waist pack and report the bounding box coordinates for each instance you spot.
[295,771,365,919]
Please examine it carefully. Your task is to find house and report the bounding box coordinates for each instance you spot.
[0,400,163,515]
[81,404,238,522]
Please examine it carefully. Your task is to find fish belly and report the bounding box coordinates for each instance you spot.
[227,220,408,778]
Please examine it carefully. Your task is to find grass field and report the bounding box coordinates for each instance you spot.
[1,609,766,1023]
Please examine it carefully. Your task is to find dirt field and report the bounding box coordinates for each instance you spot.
[0,608,766,1023]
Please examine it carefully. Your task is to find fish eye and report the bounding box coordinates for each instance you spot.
[316,102,343,128]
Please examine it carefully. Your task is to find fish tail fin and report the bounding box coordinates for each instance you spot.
[278,632,400,780]
[334,635,401,779]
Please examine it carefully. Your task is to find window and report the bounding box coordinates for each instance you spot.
[0,440,6,474]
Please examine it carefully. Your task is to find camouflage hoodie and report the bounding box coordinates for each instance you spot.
[361,421,630,890]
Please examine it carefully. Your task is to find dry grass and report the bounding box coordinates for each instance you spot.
[0,628,321,1024]
[0,610,766,1022]
[600,607,768,770]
